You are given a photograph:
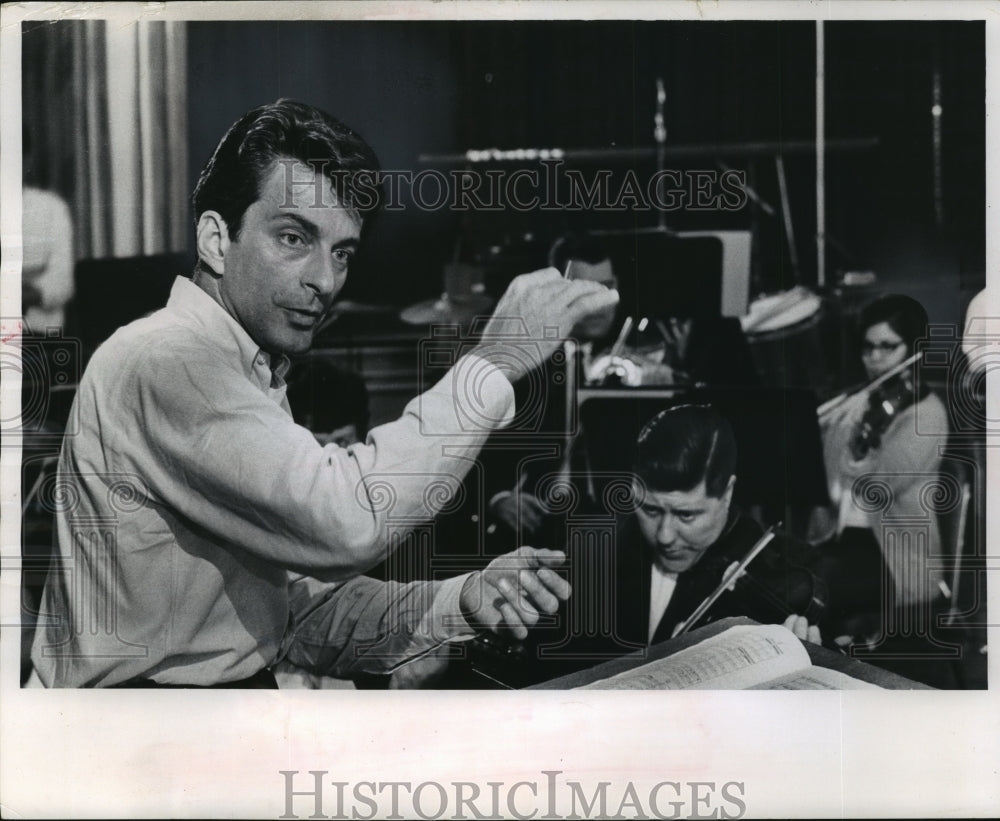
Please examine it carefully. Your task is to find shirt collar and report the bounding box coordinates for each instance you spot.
[166,276,292,386]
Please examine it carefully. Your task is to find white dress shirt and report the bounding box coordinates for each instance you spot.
[31,276,515,686]
[648,563,679,644]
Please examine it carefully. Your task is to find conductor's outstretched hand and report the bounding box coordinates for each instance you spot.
[460,546,572,640]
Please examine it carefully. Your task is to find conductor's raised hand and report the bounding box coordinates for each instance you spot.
[460,546,572,640]
[474,267,619,382]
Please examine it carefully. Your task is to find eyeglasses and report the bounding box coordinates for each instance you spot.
[861,340,906,355]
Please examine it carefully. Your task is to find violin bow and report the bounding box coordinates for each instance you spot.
[608,315,635,360]
[672,523,781,638]
[816,351,921,421]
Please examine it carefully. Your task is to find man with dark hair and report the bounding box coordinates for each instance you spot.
[635,403,737,503]
[609,404,823,649]
[548,232,618,342]
[190,99,383,250]
[451,404,822,687]
[28,99,618,688]
[615,405,820,646]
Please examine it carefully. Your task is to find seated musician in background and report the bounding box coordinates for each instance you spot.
[812,294,952,685]
[487,231,618,542]
[491,229,760,542]
[552,232,619,343]
[21,123,75,335]
[420,404,823,687]
[585,234,760,390]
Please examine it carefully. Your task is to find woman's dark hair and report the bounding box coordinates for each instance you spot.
[635,404,737,498]
[858,294,929,356]
[191,99,382,244]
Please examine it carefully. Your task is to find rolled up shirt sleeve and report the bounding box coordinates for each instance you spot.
[278,572,476,677]
[115,334,514,580]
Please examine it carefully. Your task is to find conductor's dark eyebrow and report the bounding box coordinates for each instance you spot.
[272,212,320,239]
[272,212,361,249]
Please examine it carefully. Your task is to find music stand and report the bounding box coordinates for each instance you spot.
[597,231,724,320]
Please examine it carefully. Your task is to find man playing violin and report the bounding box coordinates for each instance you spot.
[429,403,826,687]
[612,404,825,649]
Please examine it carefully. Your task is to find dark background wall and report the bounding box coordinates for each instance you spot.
[824,22,985,321]
[184,20,981,324]
[186,22,461,309]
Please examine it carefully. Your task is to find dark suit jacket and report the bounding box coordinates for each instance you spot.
[613,511,811,646]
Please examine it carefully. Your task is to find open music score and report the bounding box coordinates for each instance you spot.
[577,624,881,690]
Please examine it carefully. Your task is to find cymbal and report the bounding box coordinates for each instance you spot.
[399,293,495,326]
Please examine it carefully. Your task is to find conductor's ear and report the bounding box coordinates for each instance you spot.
[196,211,230,276]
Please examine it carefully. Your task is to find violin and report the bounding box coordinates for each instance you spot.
[816,351,920,424]
[848,365,918,460]
[461,521,834,687]
[816,351,923,462]
[731,547,829,627]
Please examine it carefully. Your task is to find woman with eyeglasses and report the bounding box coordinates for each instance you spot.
[811,294,952,684]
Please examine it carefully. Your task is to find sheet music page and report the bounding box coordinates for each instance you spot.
[578,624,811,690]
[751,667,883,690]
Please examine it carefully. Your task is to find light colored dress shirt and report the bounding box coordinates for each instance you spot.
[961,287,999,374]
[22,186,74,333]
[30,276,514,686]
[648,564,678,644]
